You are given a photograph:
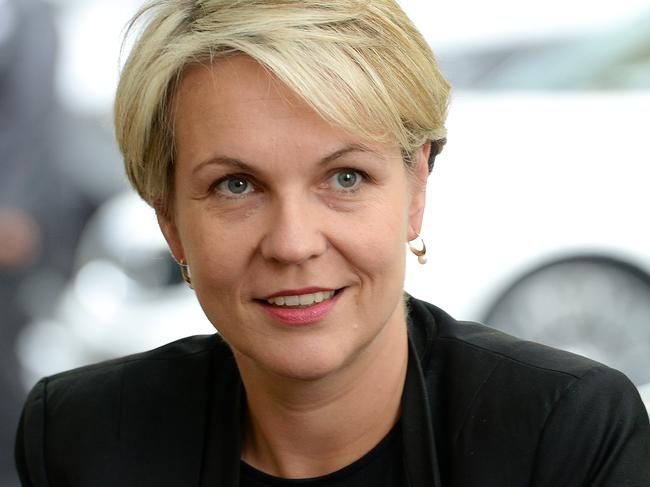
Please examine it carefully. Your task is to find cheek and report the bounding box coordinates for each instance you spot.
[178,211,253,293]
[184,226,255,335]
[335,199,408,281]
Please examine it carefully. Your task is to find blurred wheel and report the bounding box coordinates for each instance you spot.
[483,255,650,385]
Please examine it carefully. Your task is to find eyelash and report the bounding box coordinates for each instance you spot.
[209,174,258,199]
[209,168,372,199]
[326,168,370,193]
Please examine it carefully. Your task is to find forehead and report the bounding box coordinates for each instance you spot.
[171,55,394,166]
[176,55,290,115]
[174,55,328,131]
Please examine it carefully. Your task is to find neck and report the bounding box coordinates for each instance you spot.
[237,309,409,479]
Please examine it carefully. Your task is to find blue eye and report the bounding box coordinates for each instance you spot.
[217,176,254,196]
[331,170,363,190]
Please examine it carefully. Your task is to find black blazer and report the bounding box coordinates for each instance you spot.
[16,297,650,486]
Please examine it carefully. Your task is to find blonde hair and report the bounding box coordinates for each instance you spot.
[114,0,451,213]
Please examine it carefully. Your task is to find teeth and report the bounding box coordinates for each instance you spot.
[285,295,300,306]
[267,290,335,307]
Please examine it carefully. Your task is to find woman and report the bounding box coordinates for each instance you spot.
[15,1,650,486]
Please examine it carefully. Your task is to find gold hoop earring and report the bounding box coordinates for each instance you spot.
[178,258,193,288]
[408,235,427,265]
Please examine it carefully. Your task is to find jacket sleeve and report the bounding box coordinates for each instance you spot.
[15,379,50,487]
[531,366,650,487]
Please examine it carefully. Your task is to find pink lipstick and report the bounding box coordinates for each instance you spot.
[259,288,342,326]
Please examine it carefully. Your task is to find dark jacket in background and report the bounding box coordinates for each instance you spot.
[15,297,650,486]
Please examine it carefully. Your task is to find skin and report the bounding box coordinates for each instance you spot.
[157,54,430,478]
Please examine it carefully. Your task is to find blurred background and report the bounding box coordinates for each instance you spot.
[1,0,649,484]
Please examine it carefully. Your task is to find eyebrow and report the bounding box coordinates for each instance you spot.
[191,143,383,177]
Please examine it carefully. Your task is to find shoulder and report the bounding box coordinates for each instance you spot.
[407,296,650,485]
[22,333,235,423]
[407,294,622,388]
[33,333,229,401]
[407,295,643,412]
[16,334,236,486]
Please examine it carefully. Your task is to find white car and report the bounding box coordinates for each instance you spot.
[407,91,650,388]
[408,12,650,388]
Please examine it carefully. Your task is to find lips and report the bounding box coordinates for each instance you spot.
[258,288,343,325]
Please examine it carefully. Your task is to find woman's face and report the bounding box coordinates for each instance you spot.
[159,55,429,381]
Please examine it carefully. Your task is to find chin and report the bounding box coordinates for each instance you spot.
[235,339,358,383]
[274,362,343,383]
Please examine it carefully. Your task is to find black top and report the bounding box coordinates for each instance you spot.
[15,297,650,486]
[239,422,403,487]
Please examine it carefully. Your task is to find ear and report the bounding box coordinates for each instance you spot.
[155,203,186,263]
[407,141,431,241]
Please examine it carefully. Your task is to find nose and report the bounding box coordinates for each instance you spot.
[260,193,328,265]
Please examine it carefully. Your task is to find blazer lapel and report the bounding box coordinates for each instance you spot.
[402,320,443,487]
[200,343,243,487]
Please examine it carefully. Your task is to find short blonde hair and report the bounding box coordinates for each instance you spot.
[115,0,450,213]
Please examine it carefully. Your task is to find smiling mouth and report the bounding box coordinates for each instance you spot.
[264,290,338,307]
